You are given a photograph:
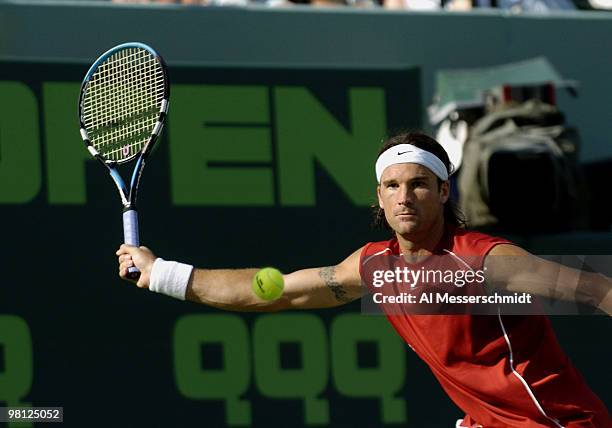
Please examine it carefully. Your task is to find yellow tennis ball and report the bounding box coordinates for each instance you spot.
[252,267,284,301]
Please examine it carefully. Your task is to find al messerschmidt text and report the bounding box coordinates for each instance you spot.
[372,292,533,305]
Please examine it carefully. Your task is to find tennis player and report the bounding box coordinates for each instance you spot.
[117,131,611,427]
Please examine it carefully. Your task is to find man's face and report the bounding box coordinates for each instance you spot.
[377,163,449,237]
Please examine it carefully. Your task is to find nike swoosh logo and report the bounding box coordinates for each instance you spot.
[397,150,412,155]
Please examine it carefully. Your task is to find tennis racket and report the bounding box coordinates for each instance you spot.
[78,42,169,279]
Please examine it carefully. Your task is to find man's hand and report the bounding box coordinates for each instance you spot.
[116,244,157,289]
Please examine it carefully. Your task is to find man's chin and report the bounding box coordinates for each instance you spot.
[392,222,420,236]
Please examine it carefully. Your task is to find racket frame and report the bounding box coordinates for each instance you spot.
[78,42,170,210]
[77,42,170,278]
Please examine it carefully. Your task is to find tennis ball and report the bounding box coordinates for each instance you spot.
[252,267,284,301]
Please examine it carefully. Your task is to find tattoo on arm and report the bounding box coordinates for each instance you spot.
[319,266,351,303]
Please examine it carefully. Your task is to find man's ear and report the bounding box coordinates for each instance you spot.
[377,185,384,209]
[440,180,450,204]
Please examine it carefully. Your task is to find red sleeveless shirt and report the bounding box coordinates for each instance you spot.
[359,227,610,428]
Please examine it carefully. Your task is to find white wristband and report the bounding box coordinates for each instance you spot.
[149,258,194,300]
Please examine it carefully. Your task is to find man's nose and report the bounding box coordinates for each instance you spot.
[397,185,414,205]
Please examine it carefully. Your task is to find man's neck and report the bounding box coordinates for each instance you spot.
[396,216,446,259]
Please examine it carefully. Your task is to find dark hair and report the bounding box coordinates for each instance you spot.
[372,131,466,229]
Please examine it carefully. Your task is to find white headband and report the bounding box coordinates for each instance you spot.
[375,144,449,183]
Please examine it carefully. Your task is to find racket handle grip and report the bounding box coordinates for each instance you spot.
[123,209,141,280]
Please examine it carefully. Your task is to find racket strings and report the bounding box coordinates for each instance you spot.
[87,49,162,156]
[82,47,165,162]
[87,50,160,133]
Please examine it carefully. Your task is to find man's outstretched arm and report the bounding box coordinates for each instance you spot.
[485,244,612,315]
[116,245,364,312]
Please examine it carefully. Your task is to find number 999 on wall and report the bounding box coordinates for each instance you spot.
[173,313,407,426]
